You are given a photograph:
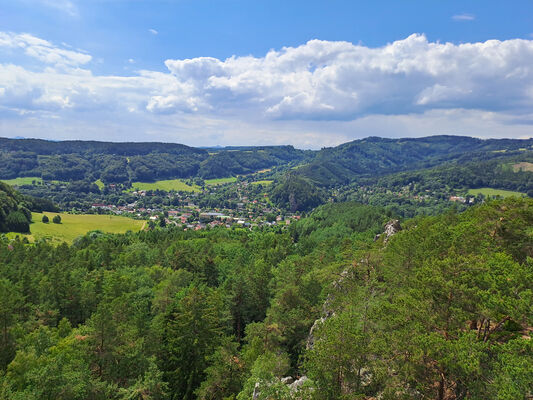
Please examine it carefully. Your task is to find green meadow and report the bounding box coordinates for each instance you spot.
[6,212,145,244]
[1,177,43,186]
[130,179,200,192]
[467,188,526,198]
[94,179,105,189]
[251,180,273,185]
[205,177,237,185]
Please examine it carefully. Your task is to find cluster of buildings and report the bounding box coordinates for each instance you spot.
[90,202,300,231]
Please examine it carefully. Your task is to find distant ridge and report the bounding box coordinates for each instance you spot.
[1,135,531,183]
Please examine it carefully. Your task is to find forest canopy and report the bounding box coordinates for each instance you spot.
[0,197,531,399]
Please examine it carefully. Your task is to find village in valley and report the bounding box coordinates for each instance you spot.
[88,180,301,231]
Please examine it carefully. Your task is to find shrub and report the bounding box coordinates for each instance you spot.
[42,215,49,223]
[52,215,62,224]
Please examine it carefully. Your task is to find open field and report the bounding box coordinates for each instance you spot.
[94,179,105,189]
[512,162,533,172]
[1,177,43,186]
[251,180,273,185]
[205,177,237,185]
[6,212,145,244]
[467,188,526,198]
[130,179,200,192]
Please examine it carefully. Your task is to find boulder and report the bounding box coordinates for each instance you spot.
[281,376,294,385]
[289,376,309,392]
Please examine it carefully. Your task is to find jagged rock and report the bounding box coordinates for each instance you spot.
[306,315,327,349]
[289,376,309,392]
[307,268,356,349]
[383,219,402,242]
[252,382,260,399]
[281,376,294,385]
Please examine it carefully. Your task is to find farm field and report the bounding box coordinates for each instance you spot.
[512,162,533,172]
[6,212,145,244]
[205,177,237,185]
[94,179,105,189]
[1,177,43,186]
[251,180,273,185]
[130,179,200,192]
[467,187,526,198]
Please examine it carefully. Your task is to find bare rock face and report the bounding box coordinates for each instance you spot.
[384,219,402,240]
[375,219,402,242]
[281,376,294,385]
[306,314,330,349]
[289,376,309,392]
[252,382,260,399]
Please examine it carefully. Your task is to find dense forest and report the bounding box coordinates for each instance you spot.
[289,136,533,187]
[0,138,307,182]
[1,136,531,185]
[1,197,531,399]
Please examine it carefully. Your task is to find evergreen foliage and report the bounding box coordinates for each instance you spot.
[0,198,531,399]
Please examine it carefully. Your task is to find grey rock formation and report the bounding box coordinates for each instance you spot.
[252,382,260,399]
[281,376,294,385]
[289,376,309,392]
[383,219,402,242]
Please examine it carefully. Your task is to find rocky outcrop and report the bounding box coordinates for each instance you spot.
[289,376,309,391]
[306,314,331,349]
[306,268,356,349]
[281,376,294,385]
[374,219,402,242]
[252,382,260,399]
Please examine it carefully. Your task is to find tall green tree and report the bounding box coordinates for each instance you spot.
[162,284,228,400]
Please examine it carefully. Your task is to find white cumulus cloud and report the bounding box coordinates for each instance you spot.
[159,34,533,119]
[1,32,532,146]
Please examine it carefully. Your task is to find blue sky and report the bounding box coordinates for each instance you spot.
[0,0,532,147]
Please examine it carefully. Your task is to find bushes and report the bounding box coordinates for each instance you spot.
[52,215,61,224]
[42,215,49,223]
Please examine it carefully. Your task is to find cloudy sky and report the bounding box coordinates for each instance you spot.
[0,0,532,148]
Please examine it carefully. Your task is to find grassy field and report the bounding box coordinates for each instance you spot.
[251,180,273,185]
[1,177,43,186]
[130,179,200,192]
[467,188,526,198]
[6,212,145,244]
[94,179,105,190]
[205,177,237,185]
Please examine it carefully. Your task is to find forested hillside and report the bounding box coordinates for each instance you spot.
[2,136,532,185]
[290,135,533,187]
[268,137,533,211]
[0,138,306,182]
[1,198,531,399]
